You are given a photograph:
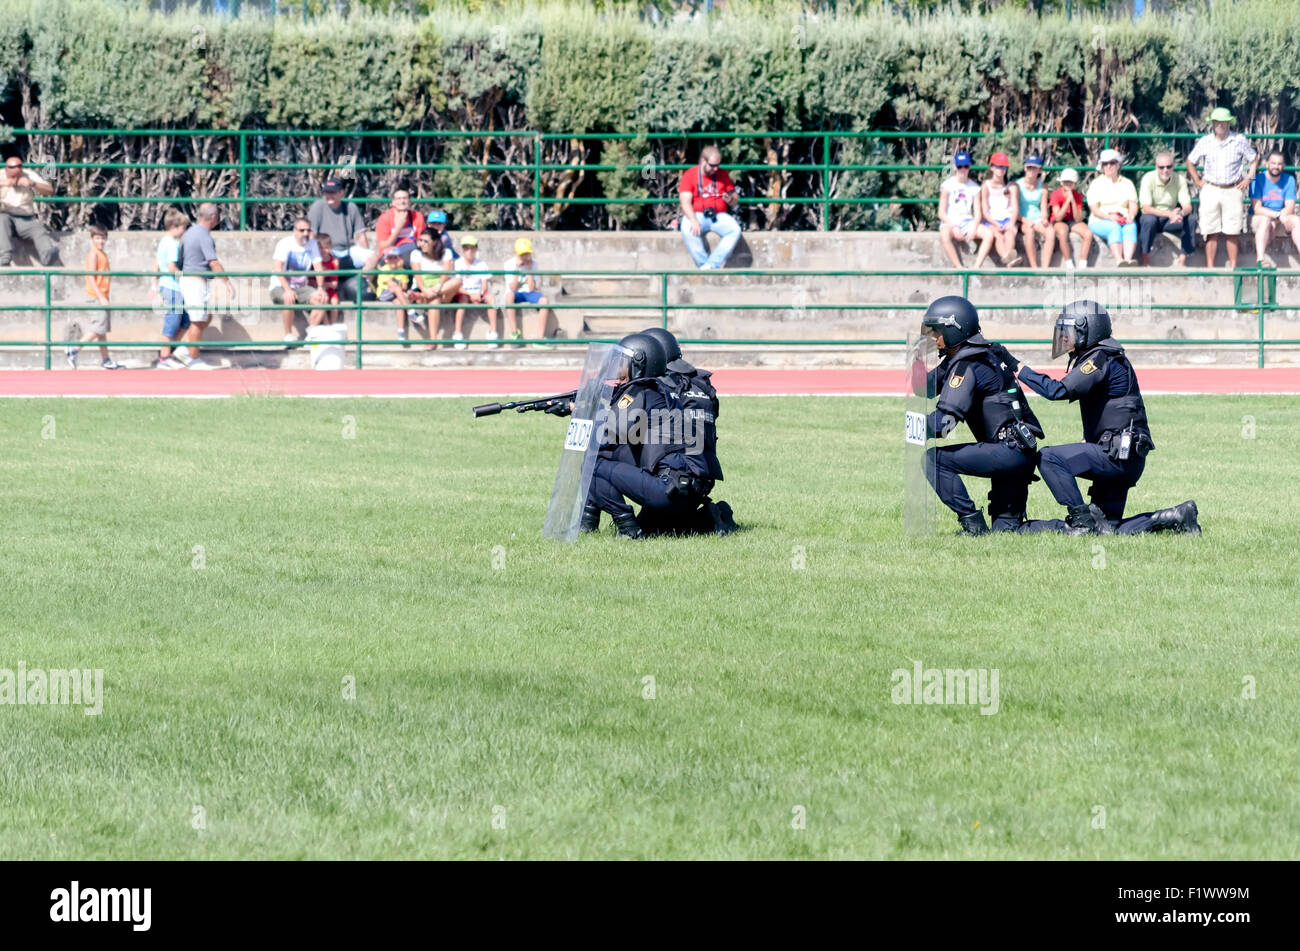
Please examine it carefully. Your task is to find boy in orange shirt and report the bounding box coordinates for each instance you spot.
[66,224,121,369]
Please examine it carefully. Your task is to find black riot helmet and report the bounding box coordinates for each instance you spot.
[641,326,695,374]
[617,332,668,380]
[921,295,980,349]
[1052,299,1112,359]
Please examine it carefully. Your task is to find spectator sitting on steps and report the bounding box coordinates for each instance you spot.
[1249,151,1300,268]
[938,152,993,269]
[269,217,328,342]
[0,154,59,267]
[1138,152,1197,267]
[678,146,742,270]
[1048,168,1093,269]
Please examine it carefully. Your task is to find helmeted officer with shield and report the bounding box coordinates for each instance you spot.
[632,327,735,537]
[1016,299,1201,535]
[918,295,1045,535]
[582,332,722,539]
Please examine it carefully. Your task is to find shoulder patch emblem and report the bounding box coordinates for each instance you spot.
[1080,360,1098,375]
[948,373,964,389]
[618,393,635,408]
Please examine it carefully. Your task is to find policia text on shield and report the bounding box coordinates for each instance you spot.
[476,329,736,541]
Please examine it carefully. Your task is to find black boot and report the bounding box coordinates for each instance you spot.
[1149,500,1201,535]
[957,511,988,535]
[1088,503,1116,535]
[579,499,601,533]
[1066,503,1102,535]
[612,512,644,539]
[709,500,738,536]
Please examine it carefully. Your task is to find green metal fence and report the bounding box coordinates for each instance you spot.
[2,266,1295,369]
[12,128,1293,231]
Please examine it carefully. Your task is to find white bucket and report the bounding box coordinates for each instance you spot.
[306,323,348,371]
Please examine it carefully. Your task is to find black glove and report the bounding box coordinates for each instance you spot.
[991,343,1020,373]
[544,400,571,417]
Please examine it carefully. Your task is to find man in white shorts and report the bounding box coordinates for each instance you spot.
[1186,107,1257,269]
[178,203,234,369]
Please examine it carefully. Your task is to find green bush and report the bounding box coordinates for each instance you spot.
[7,0,1300,231]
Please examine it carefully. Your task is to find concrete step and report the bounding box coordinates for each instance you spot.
[583,315,657,335]
[560,276,658,297]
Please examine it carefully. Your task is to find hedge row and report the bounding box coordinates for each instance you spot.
[3,0,1299,231]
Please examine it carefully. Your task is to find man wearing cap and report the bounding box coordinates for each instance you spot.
[1015,154,1051,268]
[938,152,993,268]
[307,179,369,302]
[1138,152,1196,267]
[1186,107,1257,269]
[453,235,496,349]
[502,237,552,347]
[428,209,459,262]
[1086,149,1139,267]
[1048,168,1093,268]
[678,146,741,270]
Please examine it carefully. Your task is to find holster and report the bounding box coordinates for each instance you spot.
[662,469,708,500]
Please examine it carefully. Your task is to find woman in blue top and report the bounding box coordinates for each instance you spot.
[1016,155,1051,267]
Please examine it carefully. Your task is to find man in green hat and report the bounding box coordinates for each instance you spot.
[1186,107,1258,268]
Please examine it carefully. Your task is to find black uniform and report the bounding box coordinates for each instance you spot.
[1017,298,1199,536]
[589,376,712,523]
[1020,341,1166,533]
[925,335,1044,532]
[633,365,730,536]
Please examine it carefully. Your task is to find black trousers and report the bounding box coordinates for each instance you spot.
[1138,212,1197,255]
[925,441,1037,532]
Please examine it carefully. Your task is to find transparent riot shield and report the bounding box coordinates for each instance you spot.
[904,332,943,537]
[543,342,632,542]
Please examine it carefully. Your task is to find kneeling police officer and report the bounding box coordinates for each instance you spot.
[920,295,1045,535]
[1016,299,1200,535]
[635,327,735,536]
[585,332,717,539]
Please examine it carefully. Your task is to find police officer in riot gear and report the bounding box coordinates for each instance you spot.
[587,332,716,539]
[1016,300,1201,535]
[636,327,735,536]
[920,296,1045,535]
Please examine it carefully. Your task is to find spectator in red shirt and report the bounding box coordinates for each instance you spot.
[678,146,741,269]
[371,188,426,269]
[1047,168,1094,268]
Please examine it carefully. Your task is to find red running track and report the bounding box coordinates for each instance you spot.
[1,366,1298,397]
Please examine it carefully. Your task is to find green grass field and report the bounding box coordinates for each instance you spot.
[1,394,1297,859]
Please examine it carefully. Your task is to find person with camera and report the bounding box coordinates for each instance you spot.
[678,146,741,270]
[1015,299,1201,536]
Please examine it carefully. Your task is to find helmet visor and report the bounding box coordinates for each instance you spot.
[1051,318,1078,359]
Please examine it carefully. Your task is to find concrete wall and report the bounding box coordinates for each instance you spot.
[1,229,1296,367]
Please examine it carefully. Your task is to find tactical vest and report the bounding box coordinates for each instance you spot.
[661,369,724,481]
[1070,339,1151,444]
[608,378,686,474]
[945,340,1045,445]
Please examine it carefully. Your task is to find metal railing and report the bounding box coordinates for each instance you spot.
[1,266,1295,369]
[11,128,1294,230]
